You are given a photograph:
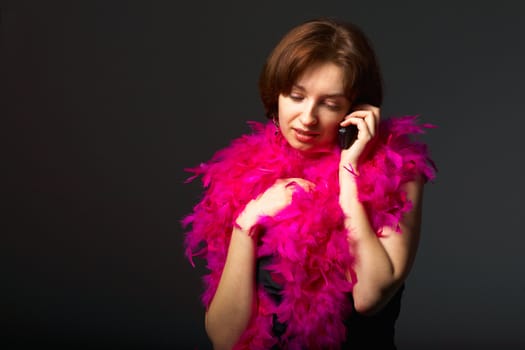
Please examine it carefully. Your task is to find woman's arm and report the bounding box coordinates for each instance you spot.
[205,225,257,350]
[338,104,424,315]
[205,178,314,349]
[340,171,424,315]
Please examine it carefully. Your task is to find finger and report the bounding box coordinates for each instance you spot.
[284,178,315,192]
[284,180,298,189]
[292,179,315,192]
[363,112,376,137]
[367,106,381,130]
[344,111,376,137]
[352,104,380,120]
[340,116,372,141]
[355,117,374,141]
[339,117,354,127]
[347,105,380,127]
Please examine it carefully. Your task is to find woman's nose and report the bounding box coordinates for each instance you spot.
[299,102,318,126]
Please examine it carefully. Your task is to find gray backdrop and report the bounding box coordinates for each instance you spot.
[3,1,524,349]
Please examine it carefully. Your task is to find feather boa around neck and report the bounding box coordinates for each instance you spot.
[182,116,436,349]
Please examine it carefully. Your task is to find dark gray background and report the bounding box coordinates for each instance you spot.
[2,1,524,349]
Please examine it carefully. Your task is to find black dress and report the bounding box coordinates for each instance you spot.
[257,255,404,350]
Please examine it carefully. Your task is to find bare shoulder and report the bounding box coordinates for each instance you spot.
[378,175,425,281]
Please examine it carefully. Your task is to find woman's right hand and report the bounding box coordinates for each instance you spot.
[235,177,315,232]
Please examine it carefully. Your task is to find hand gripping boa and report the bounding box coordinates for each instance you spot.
[182,116,436,349]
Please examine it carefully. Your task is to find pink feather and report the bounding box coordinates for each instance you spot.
[182,116,436,349]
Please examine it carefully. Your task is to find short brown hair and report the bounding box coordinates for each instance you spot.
[259,18,383,118]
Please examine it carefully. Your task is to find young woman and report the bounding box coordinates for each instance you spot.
[183,18,436,350]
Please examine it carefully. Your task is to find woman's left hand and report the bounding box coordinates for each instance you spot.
[339,104,380,172]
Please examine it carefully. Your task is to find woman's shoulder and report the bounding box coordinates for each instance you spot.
[355,115,437,232]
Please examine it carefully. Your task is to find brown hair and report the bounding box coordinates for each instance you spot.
[259,18,383,118]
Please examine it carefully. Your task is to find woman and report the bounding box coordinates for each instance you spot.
[183,18,436,349]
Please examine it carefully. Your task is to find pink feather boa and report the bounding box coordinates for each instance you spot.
[182,116,436,349]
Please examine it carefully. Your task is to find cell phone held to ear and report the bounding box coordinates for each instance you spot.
[338,125,358,149]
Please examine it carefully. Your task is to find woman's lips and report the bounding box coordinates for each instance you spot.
[294,128,318,143]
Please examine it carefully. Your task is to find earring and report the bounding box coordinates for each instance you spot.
[272,115,280,135]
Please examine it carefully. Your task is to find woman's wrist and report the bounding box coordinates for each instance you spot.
[339,165,360,216]
[235,213,254,232]
[235,202,259,234]
[340,162,359,177]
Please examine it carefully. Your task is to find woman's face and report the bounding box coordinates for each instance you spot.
[277,62,351,153]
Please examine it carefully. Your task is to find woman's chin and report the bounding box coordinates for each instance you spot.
[287,140,334,154]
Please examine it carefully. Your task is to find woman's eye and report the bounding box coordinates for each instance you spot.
[324,102,341,111]
[290,94,303,101]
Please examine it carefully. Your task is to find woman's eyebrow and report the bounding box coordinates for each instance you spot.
[323,93,346,99]
[292,84,346,98]
[291,84,306,92]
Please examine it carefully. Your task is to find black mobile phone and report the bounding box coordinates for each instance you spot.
[338,125,358,149]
